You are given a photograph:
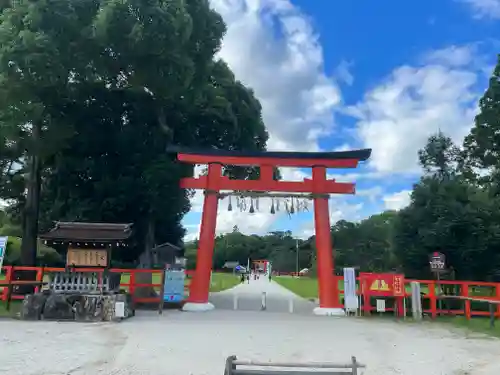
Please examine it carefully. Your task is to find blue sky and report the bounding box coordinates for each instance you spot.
[183,0,500,241]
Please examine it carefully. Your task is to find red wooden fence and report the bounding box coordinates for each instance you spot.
[0,266,196,306]
[332,275,500,319]
[2,266,500,320]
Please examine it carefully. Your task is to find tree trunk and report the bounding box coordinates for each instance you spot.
[20,121,41,266]
[134,215,159,304]
[18,121,42,293]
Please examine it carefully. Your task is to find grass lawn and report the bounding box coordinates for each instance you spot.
[274,276,321,299]
[118,271,238,292]
[209,272,240,292]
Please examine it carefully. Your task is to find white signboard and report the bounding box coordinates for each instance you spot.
[0,236,8,270]
[376,299,386,312]
[343,267,358,311]
[114,301,125,318]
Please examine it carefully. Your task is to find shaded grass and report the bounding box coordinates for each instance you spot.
[0,300,20,318]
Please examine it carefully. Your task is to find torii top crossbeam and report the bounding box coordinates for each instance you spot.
[168,146,372,195]
[168,146,371,168]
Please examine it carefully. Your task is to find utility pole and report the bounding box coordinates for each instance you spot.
[296,238,299,276]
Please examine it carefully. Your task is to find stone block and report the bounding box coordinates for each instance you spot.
[102,293,135,321]
[72,293,133,322]
[20,293,48,320]
[43,294,75,320]
[73,295,105,322]
[19,291,134,322]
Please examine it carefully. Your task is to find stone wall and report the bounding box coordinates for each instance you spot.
[20,292,134,322]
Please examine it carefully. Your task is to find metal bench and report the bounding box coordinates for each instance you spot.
[224,356,365,375]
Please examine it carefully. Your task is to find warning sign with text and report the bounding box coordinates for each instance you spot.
[360,272,405,297]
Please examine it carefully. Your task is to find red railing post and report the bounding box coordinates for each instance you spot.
[396,297,404,318]
[129,270,136,303]
[429,281,437,319]
[462,282,471,320]
[363,279,371,315]
[496,283,500,317]
[35,267,44,293]
[2,266,13,301]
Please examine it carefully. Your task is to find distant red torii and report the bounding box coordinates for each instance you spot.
[169,146,371,315]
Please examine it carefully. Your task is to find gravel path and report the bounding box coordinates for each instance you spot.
[209,274,316,313]
[1,279,500,375]
[1,311,500,375]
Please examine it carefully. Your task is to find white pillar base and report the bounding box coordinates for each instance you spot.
[182,302,215,312]
[313,307,345,316]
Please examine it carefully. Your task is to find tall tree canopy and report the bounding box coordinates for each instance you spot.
[0,0,268,266]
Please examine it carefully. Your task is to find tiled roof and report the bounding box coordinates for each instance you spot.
[40,222,133,242]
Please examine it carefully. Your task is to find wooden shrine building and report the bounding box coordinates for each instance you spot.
[40,222,133,268]
[151,242,185,268]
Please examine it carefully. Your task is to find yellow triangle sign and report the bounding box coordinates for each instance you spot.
[370,279,390,291]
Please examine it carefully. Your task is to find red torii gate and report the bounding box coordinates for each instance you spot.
[170,147,371,315]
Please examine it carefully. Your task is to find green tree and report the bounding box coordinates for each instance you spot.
[0,0,106,265]
[464,55,500,184]
[393,133,500,280]
[418,131,460,179]
[0,0,268,268]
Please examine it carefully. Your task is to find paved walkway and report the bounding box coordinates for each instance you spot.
[209,274,316,313]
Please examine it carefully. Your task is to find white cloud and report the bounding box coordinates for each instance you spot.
[186,163,315,240]
[356,186,384,202]
[423,45,475,67]
[183,4,494,241]
[185,194,313,241]
[348,44,482,174]
[210,0,341,152]
[334,60,354,86]
[459,0,500,19]
[184,0,345,240]
[383,190,411,211]
[333,143,354,152]
[297,198,364,239]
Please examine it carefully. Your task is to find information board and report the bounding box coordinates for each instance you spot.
[67,248,108,267]
[163,269,185,303]
[0,236,8,270]
[360,272,405,297]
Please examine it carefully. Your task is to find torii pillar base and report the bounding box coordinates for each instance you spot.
[182,302,215,312]
[313,307,345,316]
